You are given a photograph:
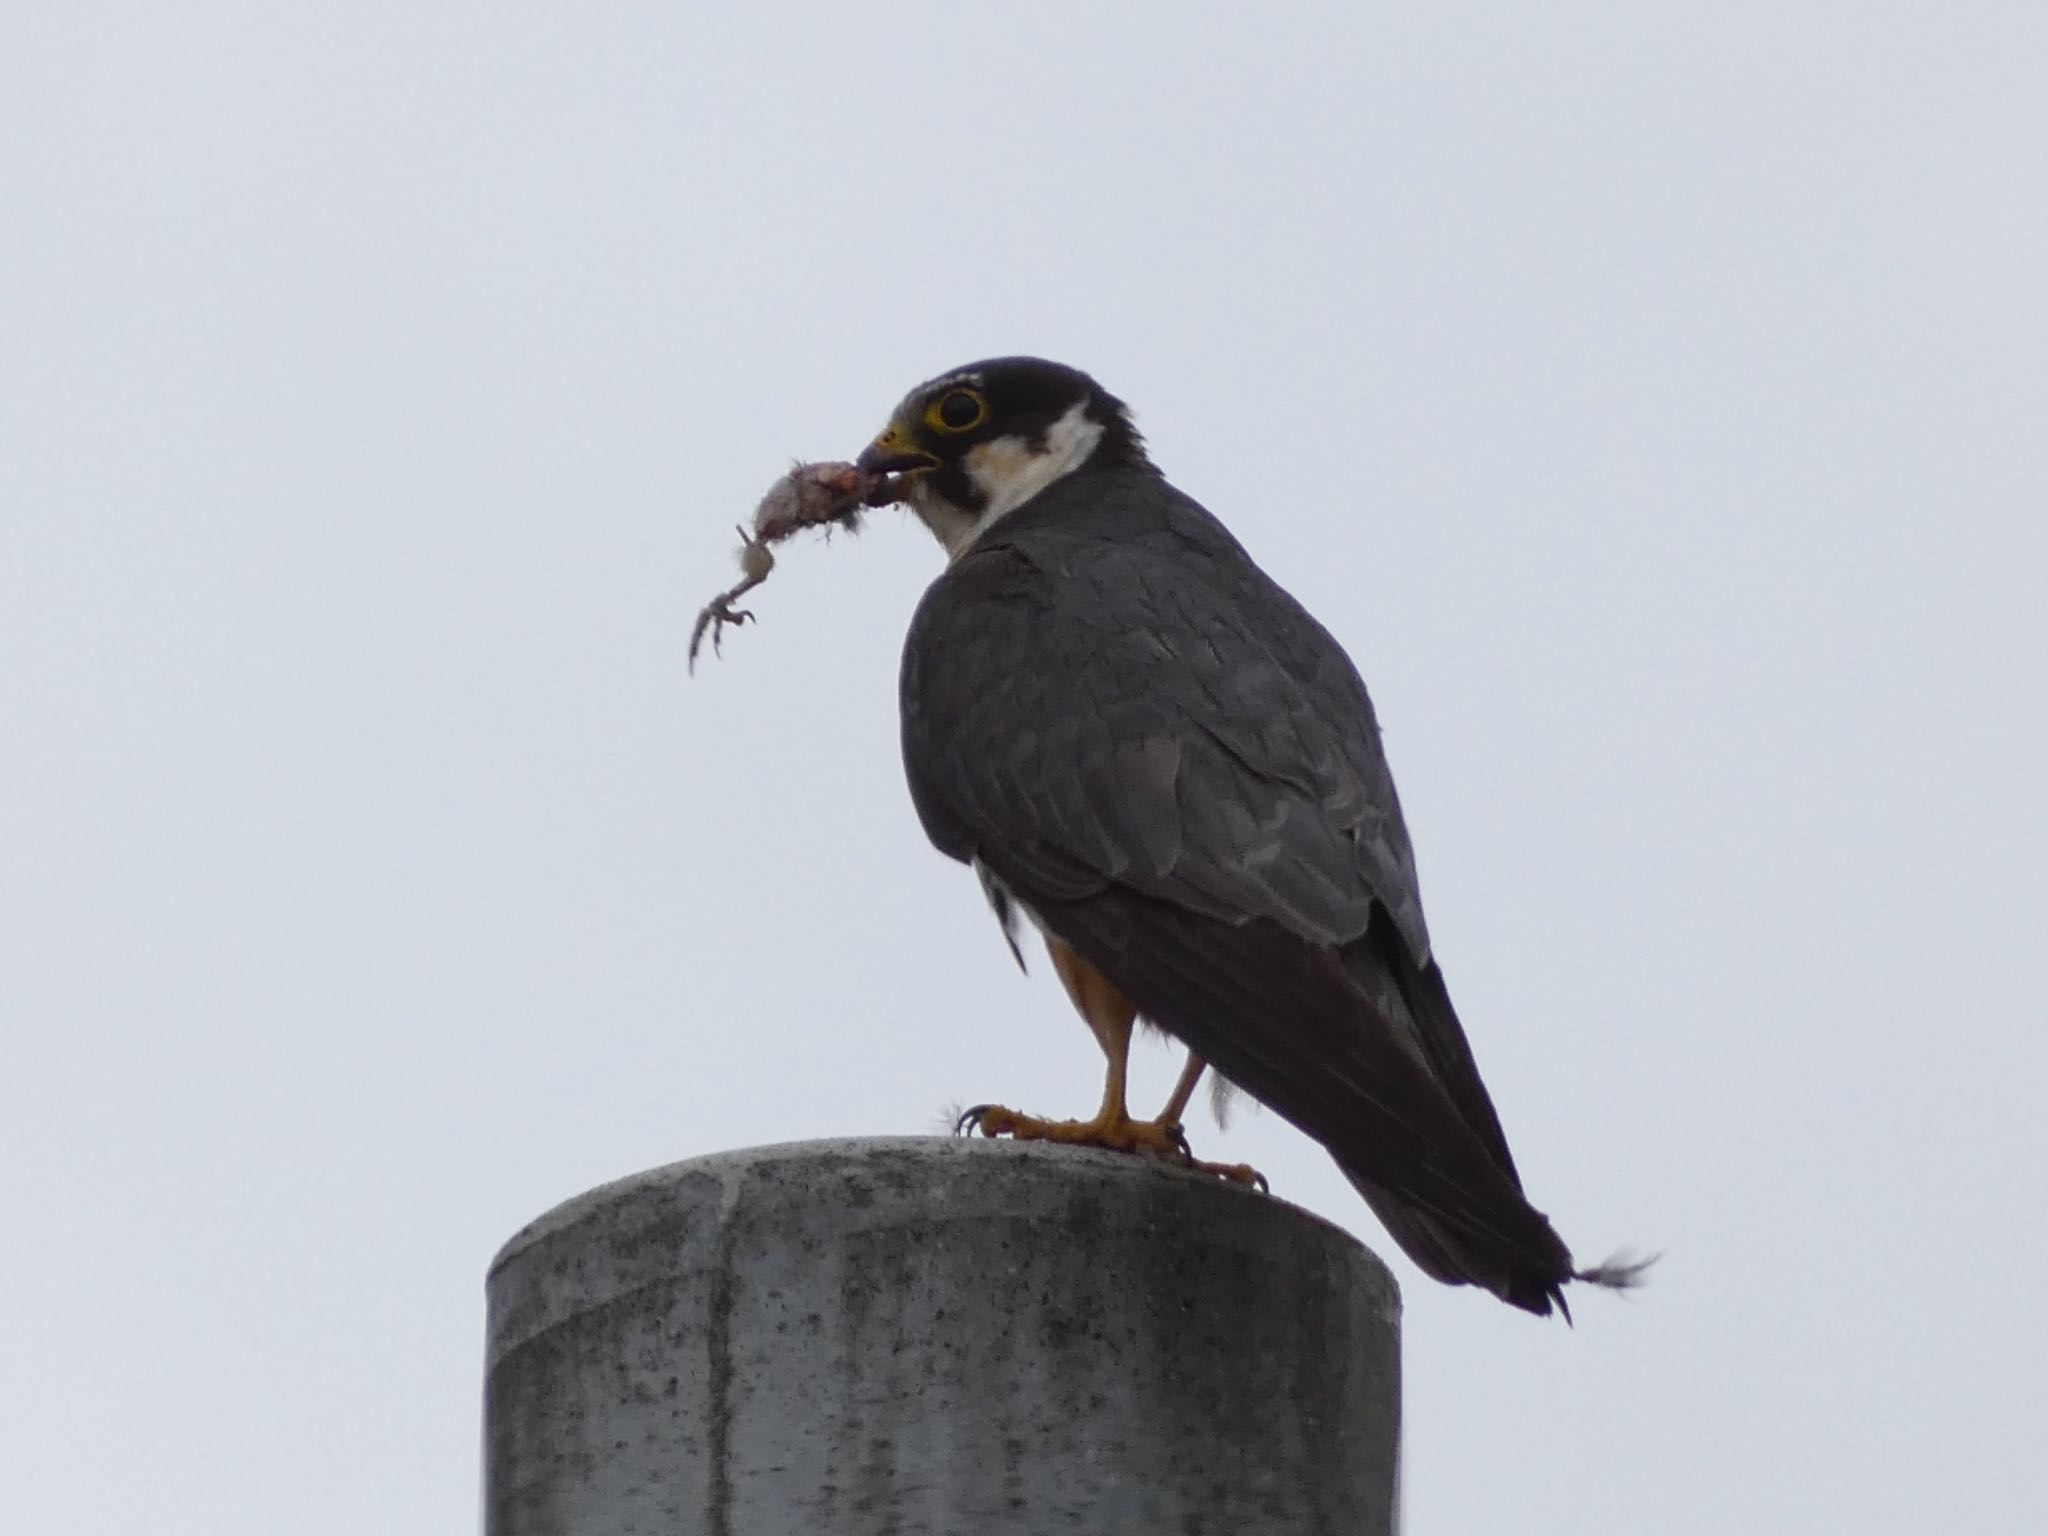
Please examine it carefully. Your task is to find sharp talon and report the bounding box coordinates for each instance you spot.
[956,1104,994,1136]
[1187,1160,1268,1191]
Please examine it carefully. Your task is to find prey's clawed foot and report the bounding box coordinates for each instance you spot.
[701,598,754,638]
[687,524,776,671]
[687,594,756,671]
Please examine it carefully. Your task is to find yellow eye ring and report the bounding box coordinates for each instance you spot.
[924,388,987,435]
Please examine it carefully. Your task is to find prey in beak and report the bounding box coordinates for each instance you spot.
[687,459,910,671]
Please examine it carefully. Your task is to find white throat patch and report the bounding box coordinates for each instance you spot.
[911,399,1105,561]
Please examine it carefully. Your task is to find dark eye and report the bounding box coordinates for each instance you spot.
[930,389,986,433]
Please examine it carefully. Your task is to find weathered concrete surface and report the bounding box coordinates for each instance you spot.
[484,1137,1400,1535]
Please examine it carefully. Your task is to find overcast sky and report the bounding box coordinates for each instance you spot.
[5,5,2045,1533]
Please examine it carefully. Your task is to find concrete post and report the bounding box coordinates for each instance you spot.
[484,1137,1400,1534]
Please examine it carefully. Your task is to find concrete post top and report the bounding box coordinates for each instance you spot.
[487,1137,1397,1356]
[484,1136,1402,1534]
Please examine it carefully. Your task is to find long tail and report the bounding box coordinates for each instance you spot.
[1340,1162,1656,1318]
[1339,1160,1574,1315]
[1333,913,1656,1316]
[1037,888,1635,1316]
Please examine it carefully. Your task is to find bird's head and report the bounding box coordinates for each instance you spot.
[857,357,1151,558]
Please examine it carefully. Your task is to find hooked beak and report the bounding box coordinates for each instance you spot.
[856,420,941,475]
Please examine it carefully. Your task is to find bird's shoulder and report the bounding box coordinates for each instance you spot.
[908,470,1296,669]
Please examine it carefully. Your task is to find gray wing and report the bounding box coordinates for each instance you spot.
[901,473,1577,1311]
[905,485,1422,942]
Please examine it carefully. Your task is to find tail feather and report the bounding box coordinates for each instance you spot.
[1338,1156,1576,1316]
[1030,885,1649,1320]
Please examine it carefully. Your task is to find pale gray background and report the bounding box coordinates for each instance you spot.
[4,4,2044,1532]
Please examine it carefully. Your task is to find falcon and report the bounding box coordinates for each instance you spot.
[858,357,1640,1317]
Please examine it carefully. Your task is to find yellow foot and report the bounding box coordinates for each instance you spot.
[957,1104,1267,1190]
[957,1102,1189,1160]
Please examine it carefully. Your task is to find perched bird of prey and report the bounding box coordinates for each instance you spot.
[858,357,1641,1317]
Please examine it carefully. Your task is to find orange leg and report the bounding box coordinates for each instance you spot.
[959,942,1266,1189]
[1157,1051,1208,1127]
[1147,1051,1266,1189]
[959,939,1184,1159]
